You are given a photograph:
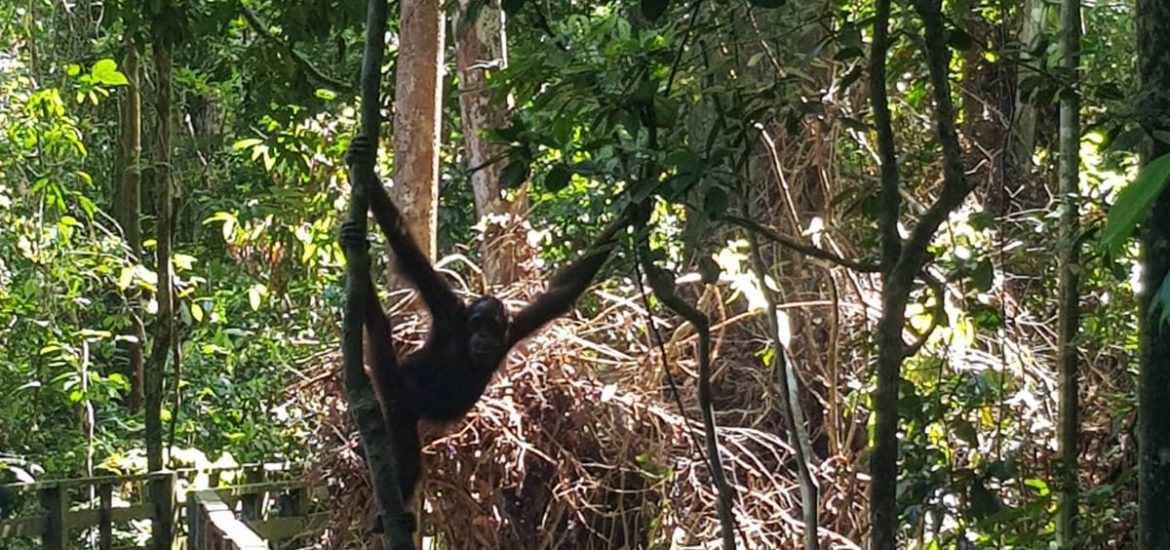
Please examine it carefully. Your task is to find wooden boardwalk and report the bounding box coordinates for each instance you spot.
[0,463,325,549]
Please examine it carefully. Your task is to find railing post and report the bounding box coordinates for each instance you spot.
[39,486,64,550]
[98,482,113,550]
[149,470,175,550]
[186,492,201,550]
[240,468,265,521]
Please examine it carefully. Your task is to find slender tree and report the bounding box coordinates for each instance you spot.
[869,1,979,547]
[340,0,414,547]
[1136,0,1170,546]
[1055,0,1083,543]
[1011,0,1045,178]
[748,232,819,550]
[146,6,177,547]
[116,5,145,412]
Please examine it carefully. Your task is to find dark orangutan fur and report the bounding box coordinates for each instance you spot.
[341,135,630,530]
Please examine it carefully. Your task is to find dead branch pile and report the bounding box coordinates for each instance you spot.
[291,281,867,549]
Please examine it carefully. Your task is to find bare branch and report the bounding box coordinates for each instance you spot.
[723,214,879,272]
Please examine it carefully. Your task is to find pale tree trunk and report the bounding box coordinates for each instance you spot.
[116,15,145,412]
[1137,0,1170,546]
[391,0,444,267]
[391,1,444,543]
[1011,0,1045,177]
[1054,0,1081,542]
[453,0,528,287]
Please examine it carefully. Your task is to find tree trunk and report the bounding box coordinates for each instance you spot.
[116,16,145,412]
[1137,0,1170,546]
[392,0,444,267]
[1055,0,1082,544]
[867,0,903,544]
[453,0,527,287]
[146,21,176,550]
[341,0,415,546]
[1011,0,1045,179]
[869,2,978,548]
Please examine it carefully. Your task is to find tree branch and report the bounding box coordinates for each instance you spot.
[870,0,902,277]
[897,0,980,282]
[340,0,412,547]
[634,217,738,550]
[723,214,879,272]
[902,272,946,358]
[746,231,819,550]
[634,96,738,549]
[239,1,355,93]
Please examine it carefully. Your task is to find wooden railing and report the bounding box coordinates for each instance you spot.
[187,480,326,550]
[0,470,172,549]
[0,463,322,549]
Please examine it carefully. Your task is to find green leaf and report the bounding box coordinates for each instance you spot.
[544,165,572,192]
[703,187,728,217]
[748,0,786,7]
[248,284,267,311]
[118,267,135,291]
[969,479,1002,519]
[946,27,974,51]
[667,149,701,175]
[953,419,979,447]
[1101,152,1170,256]
[500,161,530,189]
[232,138,264,150]
[502,0,526,15]
[173,253,197,270]
[641,0,668,20]
[1023,478,1050,494]
[970,303,1004,330]
[91,59,128,86]
[833,47,865,61]
[972,258,993,292]
[1155,272,1170,328]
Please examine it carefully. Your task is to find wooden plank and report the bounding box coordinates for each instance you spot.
[0,473,152,492]
[247,512,327,541]
[99,483,113,550]
[0,515,42,537]
[0,503,152,537]
[66,503,153,528]
[186,495,202,550]
[192,489,269,549]
[40,486,65,550]
[214,481,303,499]
[0,464,308,549]
[0,462,297,494]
